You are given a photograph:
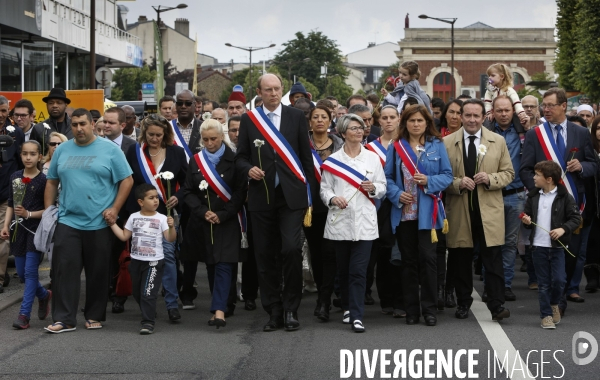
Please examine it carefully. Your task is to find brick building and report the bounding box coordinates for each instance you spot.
[197,69,232,102]
[397,22,556,101]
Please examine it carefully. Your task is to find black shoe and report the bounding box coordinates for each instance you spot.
[284,311,300,331]
[406,316,419,325]
[244,299,256,311]
[424,314,437,326]
[181,299,196,310]
[314,300,321,317]
[214,318,226,329]
[112,301,124,314]
[505,288,516,301]
[481,291,488,303]
[437,286,445,311]
[455,306,469,319]
[263,316,283,332]
[364,293,375,305]
[492,307,510,321]
[332,298,342,309]
[208,318,215,326]
[520,262,527,272]
[567,294,585,303]
[445,292,456,308]
[168,308,181,321]
[317,304,330,322]
[225,304,236,317]
[140,324,154,335]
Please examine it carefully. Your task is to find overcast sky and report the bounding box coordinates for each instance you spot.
[120,0,557,64]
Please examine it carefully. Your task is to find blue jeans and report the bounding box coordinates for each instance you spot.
[15,252,48,319]
[531,246,566,318]
[567,224,591,295]
[162,235,179,310]
[500,192,526,288]
[207,262,235,313]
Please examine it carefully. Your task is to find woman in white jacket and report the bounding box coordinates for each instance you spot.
[319,114,386,333]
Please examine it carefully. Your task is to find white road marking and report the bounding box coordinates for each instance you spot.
[470,289,535,379]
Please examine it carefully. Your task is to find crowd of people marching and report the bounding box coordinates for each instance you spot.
[1,60,600,335]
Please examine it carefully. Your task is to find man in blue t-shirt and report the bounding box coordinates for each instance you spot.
[44,108,133,333]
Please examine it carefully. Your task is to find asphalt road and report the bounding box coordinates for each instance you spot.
[0,263,599,380]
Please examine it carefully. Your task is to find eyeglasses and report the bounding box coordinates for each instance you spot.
[48,142,61,147]
[522,105,537,110]
[347,126,365,132]
[176,101,194,107]
[541,103,562,109]
[13,113,30,119]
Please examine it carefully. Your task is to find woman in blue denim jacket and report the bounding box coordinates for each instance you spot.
[384,104,453,326]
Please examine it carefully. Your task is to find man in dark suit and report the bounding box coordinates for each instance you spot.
[103,106,135,312]
[235,73,316,331]
[519,87,598,316]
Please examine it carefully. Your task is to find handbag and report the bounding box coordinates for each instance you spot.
[115,241,133,297]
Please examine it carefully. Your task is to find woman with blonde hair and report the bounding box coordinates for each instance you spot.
[42,132,68,174]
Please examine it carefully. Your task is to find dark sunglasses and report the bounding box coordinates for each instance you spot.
[176,101,194,107]
[48,142,62,147]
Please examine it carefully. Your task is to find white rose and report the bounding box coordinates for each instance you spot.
[161,171,175,180]
[254,139,265,148]
[43,123,51,130]
[477,145,487,156]
[6,126,15,133]
[199,180,209,191]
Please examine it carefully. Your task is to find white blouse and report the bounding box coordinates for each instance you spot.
[320,145,386,241]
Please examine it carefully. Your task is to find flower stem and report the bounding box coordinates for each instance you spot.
[207,190,213,244]
[529,221,575,257]
[257,147,269,204]
[166,179,171,217]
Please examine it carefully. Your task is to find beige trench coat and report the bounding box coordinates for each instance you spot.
[443,127,515,248]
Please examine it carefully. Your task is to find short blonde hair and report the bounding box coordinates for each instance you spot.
[200,119,224,135]
[43,132,68,163]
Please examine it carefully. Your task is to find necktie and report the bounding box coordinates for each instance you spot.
[555,124,566,158]
[466,136,477,178]
[267,112,280,187]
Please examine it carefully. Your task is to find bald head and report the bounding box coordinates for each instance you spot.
[521,95,540,126]
[211,108,227,124]
[176,89,195,101]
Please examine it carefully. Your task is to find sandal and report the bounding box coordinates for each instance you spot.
[85,320,103,330]
[44,322,76,334]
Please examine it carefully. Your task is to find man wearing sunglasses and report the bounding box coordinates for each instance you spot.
[121,105,141,141]
[12,99,36,142]
[172,90,202,156]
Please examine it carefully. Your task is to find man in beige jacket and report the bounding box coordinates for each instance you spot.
[443,99,515,322]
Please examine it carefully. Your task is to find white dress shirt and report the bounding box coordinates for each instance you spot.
[107,133,123,147]
[532,186,558,248]
[263,103,282,131]
[463,128,482,157]
[550,118,568,147]
[320,146,386,241]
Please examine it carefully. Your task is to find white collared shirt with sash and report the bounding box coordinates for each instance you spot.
[135,143,169,202]
[193,148,248,247]
[247,107,312,206]
[534,122,584,211]
[366,138,387,167]
[171,119,193,162]
[321,156,375,205]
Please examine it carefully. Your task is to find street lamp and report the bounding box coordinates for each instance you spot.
[225,43,276,109]
[419,14,457,100]
[152,3,188,34]
[269,57,311,81]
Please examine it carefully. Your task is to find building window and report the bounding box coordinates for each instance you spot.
[0,40,23,91]
[68,51,89,90]
[433,72,452,102]
[513,72,526,91]
[24,42,53,91]
[55,46,68,90]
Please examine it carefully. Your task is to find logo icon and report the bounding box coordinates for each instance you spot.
[572,331,598,365]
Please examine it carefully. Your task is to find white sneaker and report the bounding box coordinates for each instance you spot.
[343,311,350,324]
[541,316,556,329]
[352,320,365,333]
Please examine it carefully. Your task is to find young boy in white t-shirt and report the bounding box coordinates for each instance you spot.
[111,184,176,334]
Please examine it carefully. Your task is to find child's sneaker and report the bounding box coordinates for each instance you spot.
[541,316,555,329]
[140,324,154,335]
[13,315,30,330]
[551,305,561,324]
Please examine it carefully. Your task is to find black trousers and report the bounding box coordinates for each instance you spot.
[180,260,199,301]
[130,259,164,326]
[109,215,129,304]
[303,211,337,305]
[241,211,259,301]
[397,221,438,317]
[447,215,505,312]
[251,186,304,317]
[51,224,113,327]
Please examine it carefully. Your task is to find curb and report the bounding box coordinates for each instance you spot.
[0,279,51,313]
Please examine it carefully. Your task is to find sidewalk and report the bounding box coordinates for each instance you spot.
[0,257,51,313]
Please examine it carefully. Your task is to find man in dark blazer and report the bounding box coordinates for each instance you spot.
[519,87,598,316]
[235,73,316,332]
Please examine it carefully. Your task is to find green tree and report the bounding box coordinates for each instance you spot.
[555,0,579,90]
[324,75,353,102]
[111,65,156,101]
[516,72,553,102]
[297,76,319,100]
[573,0,600,100]
[273,31,348,96]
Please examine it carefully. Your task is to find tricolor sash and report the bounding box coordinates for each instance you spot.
[394,139,446,229]
[247,107,312,206]
[321,157,375,205]
[171,120,193,162]
[135,143,168,202]
[534,122,580,205]
[194,149,232,203]
[193,150,250,245]
[366,139,387,167]
[308,139,323,183]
